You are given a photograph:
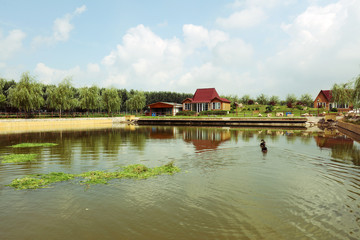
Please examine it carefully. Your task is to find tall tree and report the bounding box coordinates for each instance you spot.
[299,93,313,107]
[352,75,360,108]
[256,93,268,105]
[7,72,44,115]
[102,87,121,115]
[331,82,353,107]
[240,94,251,104]
[285,94,297,105]
[269,95,280,105]
[79,86,100,115]
[126,91,146,113]
[46,78,77,117]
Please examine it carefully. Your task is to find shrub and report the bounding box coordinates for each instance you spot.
[176,111,196,116]
[330,108,338,112]
[248,100,254,105]
[265,105,274,112]
[287,102,293,108]
[296,105,304,110]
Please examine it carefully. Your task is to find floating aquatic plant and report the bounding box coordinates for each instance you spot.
[7,162,180,190]
[8,172,75,190]
[10,143,58,148]
[1,153,38,163]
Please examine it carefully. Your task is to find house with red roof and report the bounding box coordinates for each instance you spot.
[313,90,351,111]
[182,88,231,113]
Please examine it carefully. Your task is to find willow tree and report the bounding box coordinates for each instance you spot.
[256,93,269,105]
[46,77,77,117]
[7,72,44,115]
[126,91,146,113]
[101,87,121,115]
[79,86,100,115]
[331,81,353,107]
[352,75,360,108]
[300,93,313,107]
[0,79,6,106]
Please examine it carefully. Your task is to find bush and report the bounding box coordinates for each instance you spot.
[199,110,228,116]
[296,105,304,110]
[265,105,274,112]
[176,111,196,116]
[330,108,338,112]
[287,102,293,108]
[248,100,254,105]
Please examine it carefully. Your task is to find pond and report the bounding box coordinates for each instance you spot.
[0,125,359,240]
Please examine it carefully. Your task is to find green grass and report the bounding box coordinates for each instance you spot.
[7,162,180,190]
[10,143,58,148]
[1,153,38,163]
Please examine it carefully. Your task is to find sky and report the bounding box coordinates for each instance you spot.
[1,0,360,99]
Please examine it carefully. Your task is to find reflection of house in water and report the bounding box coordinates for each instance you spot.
[314,129,353,149]
[183,128,231,151]
[149,127,176,139]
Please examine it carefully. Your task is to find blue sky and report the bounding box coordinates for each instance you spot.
[1,0,360,99]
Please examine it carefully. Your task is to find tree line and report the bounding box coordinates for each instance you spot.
[2,71,343,116]
[0,72,194,116]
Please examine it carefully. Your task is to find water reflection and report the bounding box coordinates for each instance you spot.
[314,128,360,166]
[1,125,360,239]
[182,127,231,152]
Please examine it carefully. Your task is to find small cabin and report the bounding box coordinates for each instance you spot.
[147,102,182,116]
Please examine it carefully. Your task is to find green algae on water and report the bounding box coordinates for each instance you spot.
[10,143,58,148]
[1,153,38,163]
[8,172,75,190]
[8,162,181,190]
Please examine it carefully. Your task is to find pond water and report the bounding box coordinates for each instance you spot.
[0,125,360,240]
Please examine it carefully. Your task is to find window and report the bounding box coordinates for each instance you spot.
[212,102,221,110]
[184,103,191,110]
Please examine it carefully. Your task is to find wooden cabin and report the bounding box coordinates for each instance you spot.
[147,102,182,116]
[182,88,231,113]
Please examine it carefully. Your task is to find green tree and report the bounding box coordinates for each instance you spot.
[102,87,121,115]
[285,94,297,105]
[46,78,77,117]
[240,94,251,104]
[331,82,353,108]
[7,72,44,115]
[256,93,268,105]
[299,93,313,107]
[79,86,100,115]
[269,95,280,105]
[0,79,6,106]
[353,75,360,108]
[126,91,146,113]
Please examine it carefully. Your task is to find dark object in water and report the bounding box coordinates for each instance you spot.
[260,139,267,153]
[261,146,267,153]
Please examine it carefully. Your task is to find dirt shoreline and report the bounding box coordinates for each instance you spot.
[0,117,124,134]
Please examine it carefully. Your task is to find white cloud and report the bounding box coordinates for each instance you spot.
[87,63,100,73]
[212,39,253,68]
[34,63,81,85]
[216,7,266,29]
[101,24,185,90]
[261,0,360,97]
[183,24,228,50]
[32,5,87,46]
[0,29,26,60]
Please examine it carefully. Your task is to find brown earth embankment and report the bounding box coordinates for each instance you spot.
[0,118,120,134]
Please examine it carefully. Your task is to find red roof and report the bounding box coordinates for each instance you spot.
[186,88,230,103]
[321,90,333,101]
